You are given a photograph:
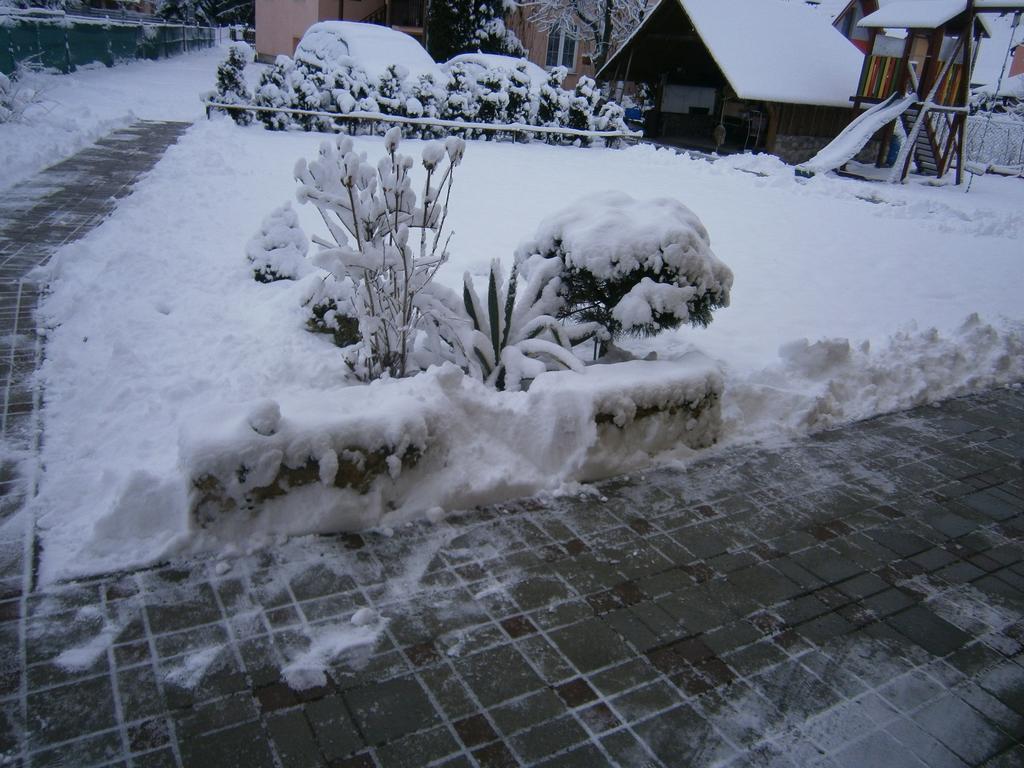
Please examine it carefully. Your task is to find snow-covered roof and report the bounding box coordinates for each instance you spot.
[859,0,968,29]
[294,21,441,81]
[443,53,549,87]
[677,0,866,107]
[973,9,1024,92]
[806,0,856,23]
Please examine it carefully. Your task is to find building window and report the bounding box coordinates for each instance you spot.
[545,28,577,70]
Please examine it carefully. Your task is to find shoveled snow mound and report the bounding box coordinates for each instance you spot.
[179,355,721,532]
[728,315,1024,435]
[294,21,441,81]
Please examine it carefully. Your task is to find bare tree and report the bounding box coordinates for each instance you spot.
[517,0,649,72]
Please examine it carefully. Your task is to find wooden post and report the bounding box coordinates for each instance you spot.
[957,7,975,184]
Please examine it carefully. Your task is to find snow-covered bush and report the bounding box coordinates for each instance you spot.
[507,63,534,126]
[475,67,509,134]
[460,259,601,391]
[0,62,44,124]
[516,192,733,356]
[245,203,310,282]
[301,271,361,349]
[209,43,253,126]
[409,72,445,138]
[295,128,467,380]
[375,64,408,118]
[253,56,296,131]
[441,61,480,132]
[537,67,568,140]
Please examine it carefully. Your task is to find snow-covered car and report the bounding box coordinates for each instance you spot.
[294,20,442,81]
[442,52,549,88]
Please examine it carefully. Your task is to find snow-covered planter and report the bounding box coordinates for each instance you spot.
[516,192,733,355]
[181,356,723,533]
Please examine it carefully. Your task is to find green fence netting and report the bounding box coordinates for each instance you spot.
[0,17,217,75]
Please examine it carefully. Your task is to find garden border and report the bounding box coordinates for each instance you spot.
[202,100,644,143]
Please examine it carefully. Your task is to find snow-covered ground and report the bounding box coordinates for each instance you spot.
[0,43,228,192]
[6,50,1023,583]
[29,117,1024,582]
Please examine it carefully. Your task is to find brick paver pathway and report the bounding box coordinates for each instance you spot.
[0,386,1020,767]
[1,128,1023,768]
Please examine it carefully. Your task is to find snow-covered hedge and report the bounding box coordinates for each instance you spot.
[242,52,629,143]
[182,357,724,532]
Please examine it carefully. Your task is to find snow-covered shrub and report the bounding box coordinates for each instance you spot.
[326,62,374,116]
[507,63,534,126]
[375,64,408,116]
[209,43,253,126]
[516,192,733,356]
[409,72,445,138]
[253,56,296,131]
[475,67,509,135]
[0,71,18,124]
[295,128,467,380]
[0,62,45,124]
[460,259,600,391]
[301,272,362,349]
[537,66,568,140]
[441,62,480,133]
[594,102,628,146]
[245,203,310,283]
[567,76,601,146]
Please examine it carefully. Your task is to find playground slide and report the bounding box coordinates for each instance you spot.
[796,93,917,177]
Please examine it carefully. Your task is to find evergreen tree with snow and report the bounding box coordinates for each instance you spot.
[410,72,445,137]
[537,66,568,141]
[567,75,601,145]
[427,0,525,60]
[375,64,408,116]
[475,67,509,132]
[472,0,527,57]
[158,0,254,26]
[441,62,480,134]
[507,62,534,126]
[426,0,476,62]
[209,44,252,125]
[253,56,295,130]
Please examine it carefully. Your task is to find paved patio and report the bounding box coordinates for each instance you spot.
[0,125,1023,768]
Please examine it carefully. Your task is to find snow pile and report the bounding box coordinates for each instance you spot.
[180,356,722,538]
[728,315,1024,436]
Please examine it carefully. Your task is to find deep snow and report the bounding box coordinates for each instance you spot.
[28,116,1024,582]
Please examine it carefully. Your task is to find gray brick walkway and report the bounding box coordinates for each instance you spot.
[0,120,189,524]
[0,386,1021,767]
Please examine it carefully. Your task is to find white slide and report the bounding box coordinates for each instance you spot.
[797,93,917,176]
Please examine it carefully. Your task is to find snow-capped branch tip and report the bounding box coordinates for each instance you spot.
[384,126,402,154]
[421,141,446,171]
[444,136,466,166]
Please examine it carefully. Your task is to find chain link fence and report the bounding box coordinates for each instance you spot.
[0,12,218,75]
[966,114,1024,167]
